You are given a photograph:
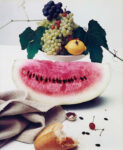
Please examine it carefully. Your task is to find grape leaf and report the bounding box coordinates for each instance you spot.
[35,26,45,49]
[88,46,103,63]
[26,26,45,59]
[27,40,39,59]
[19,27,35,50]
[83,49,89,55]
[84,19,109,62]
[73,26,86,42]
[85,20,109,50]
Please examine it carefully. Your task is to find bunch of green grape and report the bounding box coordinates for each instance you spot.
[39,13,78,55]
[41,29,62,55]
[59,13,78,37]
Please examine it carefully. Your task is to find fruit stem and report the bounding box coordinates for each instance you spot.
[75,40,78,45]
[92,116,95,122]
[0,19,43,30]
[107,49,123,62]
[99,128,104,136]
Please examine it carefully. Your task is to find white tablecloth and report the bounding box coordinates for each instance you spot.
[0,45,123,150]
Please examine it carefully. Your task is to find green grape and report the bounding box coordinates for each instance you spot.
[40,12,78,55]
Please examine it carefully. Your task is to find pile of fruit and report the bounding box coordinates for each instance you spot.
[37,0,87,55]
[19,0,109,62]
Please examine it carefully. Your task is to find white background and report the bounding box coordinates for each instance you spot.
[0,0,123,150]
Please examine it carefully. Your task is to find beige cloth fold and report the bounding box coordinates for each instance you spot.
[0,90,65,148]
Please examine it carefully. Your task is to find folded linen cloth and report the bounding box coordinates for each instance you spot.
[0,90,65,148]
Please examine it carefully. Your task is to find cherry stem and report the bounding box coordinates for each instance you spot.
[92,116,95,122]
[99,128,104,136]
[95,128,104,136]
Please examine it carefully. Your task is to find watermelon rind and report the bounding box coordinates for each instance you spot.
[12,59,110,108]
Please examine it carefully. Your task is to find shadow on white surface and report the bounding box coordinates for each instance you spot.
[63,96,108,110]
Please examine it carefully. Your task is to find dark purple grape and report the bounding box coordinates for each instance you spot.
[51,5,56,11]
[43,8,48,13]
[53,13,58,18]
[60,9,63,13]
[48,9,54,14]
[44,4,48,8]
[42,8,45,12]
[43,11,48,16]
[58,48,70,55]
[47,15,52,20]
[44,5,51,10]
[43,1,63,19]
[47,1,54,7]
[66,11,71,14]
[56,8,61,13]
[57,2,62,8]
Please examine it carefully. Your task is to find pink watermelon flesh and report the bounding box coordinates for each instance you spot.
[19,60,103,96]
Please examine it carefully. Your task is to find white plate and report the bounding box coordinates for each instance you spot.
[38,51,86,61]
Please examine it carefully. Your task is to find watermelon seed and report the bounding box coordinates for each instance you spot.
[58,79,62,83]
[29,73,32,79]
[52,78,56,83]
[33,73,35,78]
[40,76,43,81]
[45,78,48,83]
[84,76,87,80]
[104,117,108,121]
[63,80,67,84]
[60,80,62,83]
[56,78,59,83]
[79,116,84,120]
[95,144,101,147]
[36,75,39,81]
[82,131,85,135]
[85,132,90,135]
[74,76,77,80]
[49,77,51,82]
[68,79,72,83]
[80,77,84,81]
[70,78,74,82]
[27,71,30,75]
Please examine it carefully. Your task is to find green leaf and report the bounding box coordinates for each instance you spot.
[83,49,89,55]
[35,26,45,38]
[73,26,86,42]
[85,20,109,50]
[88,46,103,63]
[27,26,46,59]
[35,26,45,49]
[27,40,39,59]
[19,27,35,50]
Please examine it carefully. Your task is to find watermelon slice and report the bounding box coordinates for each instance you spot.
[12,60,110,106]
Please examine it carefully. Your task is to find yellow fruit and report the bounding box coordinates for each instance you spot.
[65,39,87,55]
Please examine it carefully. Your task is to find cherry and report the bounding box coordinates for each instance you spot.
[68,37,73,41]
[89,122,96,130]
[57,24,60,29]
[88,116,105,136]
[51,25,55,30]
[56,20,61,25]
[62,12,67,17]
[89,116,96,130]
